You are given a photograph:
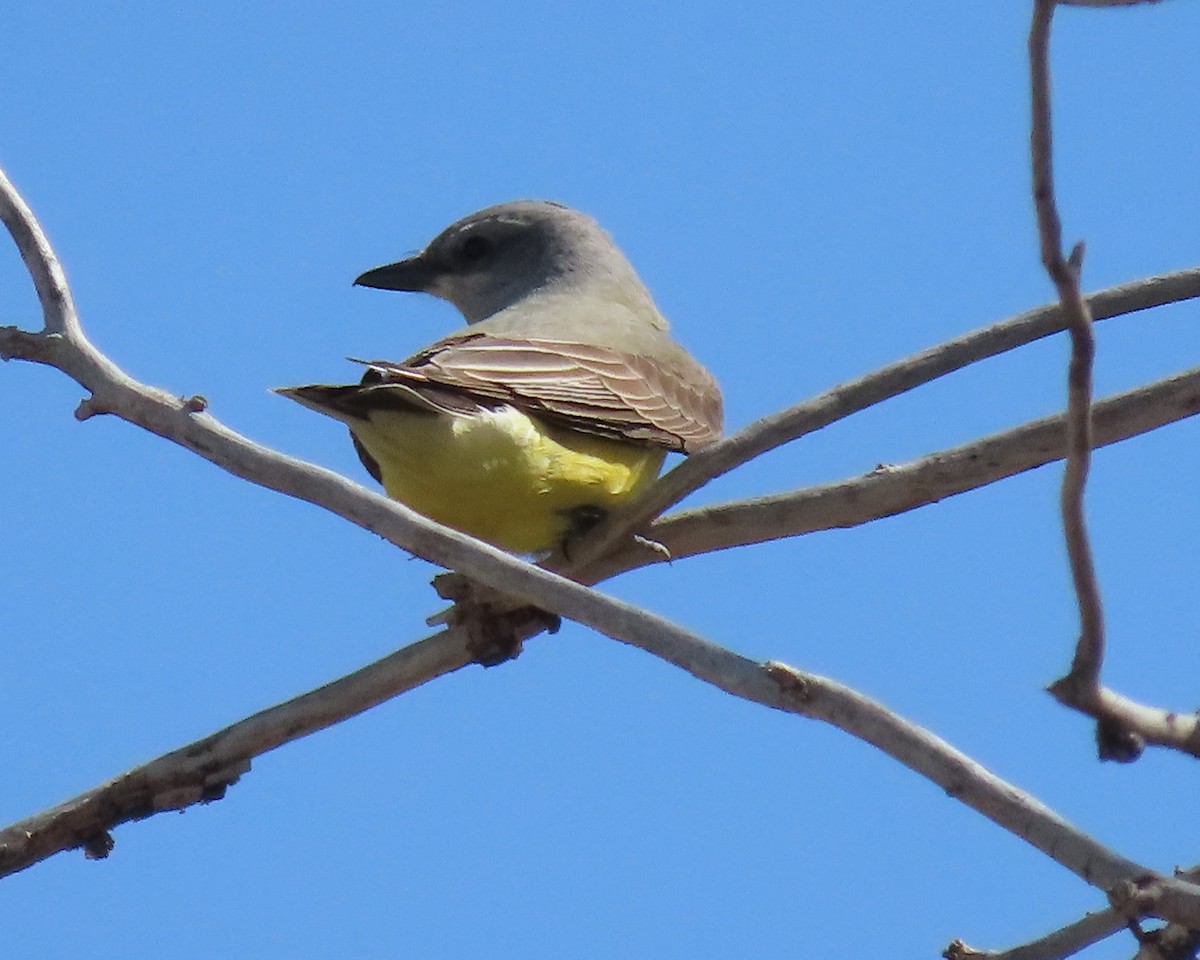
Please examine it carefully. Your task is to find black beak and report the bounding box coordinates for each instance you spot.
[353,255,436,292]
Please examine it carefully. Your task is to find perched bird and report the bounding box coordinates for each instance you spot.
[277,201,722,555]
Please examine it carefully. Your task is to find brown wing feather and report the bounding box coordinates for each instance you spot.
[361,334,723,453]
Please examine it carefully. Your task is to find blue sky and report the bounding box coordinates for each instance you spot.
[3,3,1199,958]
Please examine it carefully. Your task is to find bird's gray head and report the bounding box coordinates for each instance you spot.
[354,200,661,325]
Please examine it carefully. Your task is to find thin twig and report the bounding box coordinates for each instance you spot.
[946,908,1127,960]
[1029,0,1108,708]
[1058,0,1166,7]
[0,168,80,339]
[0,629,479,877]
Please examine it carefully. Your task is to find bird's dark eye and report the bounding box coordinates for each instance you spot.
[459,234,492,264]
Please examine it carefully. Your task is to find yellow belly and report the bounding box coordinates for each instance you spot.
[349,405,666,554]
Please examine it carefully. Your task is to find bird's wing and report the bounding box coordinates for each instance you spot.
[360,333,723,453]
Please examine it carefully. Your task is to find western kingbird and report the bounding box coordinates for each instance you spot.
[277,200,723,554]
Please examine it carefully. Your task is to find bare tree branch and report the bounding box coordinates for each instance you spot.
[1031,0,1107,704]
[948,864,1200,960]
[0,167,80,339]
[8,348,1199,875]
[761,661,1200,928]
[941,1,1200,951]
[10,587,1198,933]
[1080,688,1200,757]
[1025,0,1196,772]
[0,628,479,878]
[1058,0,1167,7]
[589,366,1200,578]
[946,908,1129,960]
